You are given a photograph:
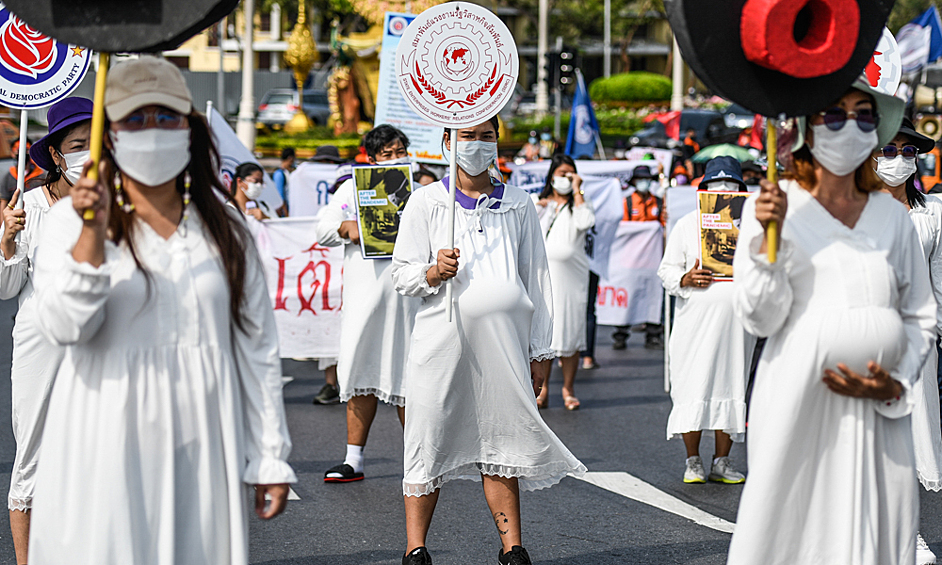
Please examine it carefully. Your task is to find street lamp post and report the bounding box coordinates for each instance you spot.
[236,0,256,150]
[535,0,549,115]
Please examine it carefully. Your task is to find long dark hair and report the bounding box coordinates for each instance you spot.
[905,173,926,208]
[539,154,577,210]
[106,111,249,331]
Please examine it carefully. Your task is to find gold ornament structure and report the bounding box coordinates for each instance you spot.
[283,1,318,133]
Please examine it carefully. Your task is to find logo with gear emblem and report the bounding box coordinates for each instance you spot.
[396,2,518,128]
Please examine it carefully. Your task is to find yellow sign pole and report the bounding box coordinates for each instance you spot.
[765,117,777,263]
[83,52,110,220]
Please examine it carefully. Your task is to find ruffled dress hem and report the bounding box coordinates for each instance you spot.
[8,496,30,512]
[666,399,746,442]
[341,387,406,407]
[402,460,588,497]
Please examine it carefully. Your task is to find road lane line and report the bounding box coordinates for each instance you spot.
[288,487,300,500]
[573,471,736,534]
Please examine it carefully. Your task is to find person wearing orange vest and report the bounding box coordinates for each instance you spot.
[0,141,43,209]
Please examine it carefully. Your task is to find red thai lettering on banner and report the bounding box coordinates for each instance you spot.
[597,286,628,308]
[274,256,292,311]
[740,0,859,78]
[297,260,334,316]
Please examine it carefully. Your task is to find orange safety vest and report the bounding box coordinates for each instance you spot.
[623,192,664,225]
[9,164,42,185]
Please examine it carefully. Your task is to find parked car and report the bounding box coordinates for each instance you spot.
[257,88,331,128]
[721,103,756,129]
[628,109,740,149]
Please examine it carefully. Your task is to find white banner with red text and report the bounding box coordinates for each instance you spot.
[597,221,664,327]
[250,217,343,359]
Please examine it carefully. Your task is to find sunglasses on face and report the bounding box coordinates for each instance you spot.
[880,145,918,159]
[815,107,879,133]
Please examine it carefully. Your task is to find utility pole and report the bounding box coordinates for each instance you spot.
[535,0,549,114]
[671,36,683,111]
[603,0,611,77]
[554,35,562,139]
[236,0,256,150]
[217,19,226,115]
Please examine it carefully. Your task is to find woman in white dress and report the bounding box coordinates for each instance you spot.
[532,154,595,410]
[231,162,269,220]
[728,81,936,565]
[27,57,296,565]
[391,116,586,565]
[873,116,942,564]
[0,97,92,564]
[658,156,754,486]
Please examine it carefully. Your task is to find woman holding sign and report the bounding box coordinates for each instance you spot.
[0,96,92,564]
[392,116,586,565]
[532,155,595,410]
[730,82,935,564]
[27,57,295,564]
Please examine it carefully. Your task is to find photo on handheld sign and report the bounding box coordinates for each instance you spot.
[353,164,413,259]
[697,191,750,281]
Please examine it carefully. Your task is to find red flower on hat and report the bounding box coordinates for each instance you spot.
[0,14,56,79]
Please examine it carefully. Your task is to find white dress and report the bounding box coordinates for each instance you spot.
[315,178,418,406]
[906,194,942,490]
[533,195,596,357]
[658,211,754,442]
[728,181,936,565]
[28,199,297,565]
[391,179,587,496]
[0,188,61,511]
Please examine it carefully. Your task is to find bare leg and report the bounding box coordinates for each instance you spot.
[404,490,441,553]
[347,394,379,446]
[10,509,29,565]
[324,364,338,387]
[536,364,550,407]
[560,354,579,402]
[682,431,702,458]
[714,431,733,458]
[397,405,405,428]
[482,475,522,553]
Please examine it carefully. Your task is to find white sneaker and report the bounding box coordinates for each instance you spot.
[683,456,707,483]
[918,533,937,565]
[708,456,745,484]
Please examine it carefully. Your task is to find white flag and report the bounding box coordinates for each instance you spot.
[207,107,284,213]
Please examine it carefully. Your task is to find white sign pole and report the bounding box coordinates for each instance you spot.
[446,128,458,321]
[663,287,670,393]
[14,108,26,209]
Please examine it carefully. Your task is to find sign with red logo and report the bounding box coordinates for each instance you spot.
[395,2,518,128]
[0,2,90,109]
[862,27,902,98]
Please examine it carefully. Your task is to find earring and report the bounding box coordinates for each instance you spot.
[183,171,191,222]
[114,172,134,213]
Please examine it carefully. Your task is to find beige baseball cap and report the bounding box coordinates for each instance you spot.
[104,56,193,121]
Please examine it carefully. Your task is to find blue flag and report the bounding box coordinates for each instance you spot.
[566,69,602,158]
[898,6,942,73]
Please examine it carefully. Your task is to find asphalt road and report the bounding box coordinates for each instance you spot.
[0,298,940,564]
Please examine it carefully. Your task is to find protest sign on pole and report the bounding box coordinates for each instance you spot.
[352,163,413,259]
[374,12,445,165]
[696,190,749,282]
[396,2,519,321]
[596,221,663,328]
[0,3,90,207]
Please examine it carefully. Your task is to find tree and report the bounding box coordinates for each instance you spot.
[888,0,942,33]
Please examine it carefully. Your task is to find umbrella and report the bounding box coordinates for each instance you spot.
[690,143,755,163]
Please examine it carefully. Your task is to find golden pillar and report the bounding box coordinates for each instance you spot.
[283,1,318,133]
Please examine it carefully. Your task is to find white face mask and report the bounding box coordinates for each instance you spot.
[243,181,263,200]
[874,156,917,187]
[58,149,90,185]
[706,180,741,192]
[110,128,190,187]
[454,140,497,177]
[552,175,573,194]
[634,179,654,193]
[808,123,878,177]
[382,156,411,166]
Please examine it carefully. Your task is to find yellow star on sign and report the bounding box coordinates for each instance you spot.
[70,46,85,57]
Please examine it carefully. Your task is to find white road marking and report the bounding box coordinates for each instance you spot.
[265,487,301,501]
[574,471,736,534]
[281,376,295,385]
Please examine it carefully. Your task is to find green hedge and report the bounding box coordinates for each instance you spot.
[588,72,672,103]
[512,107,646,140]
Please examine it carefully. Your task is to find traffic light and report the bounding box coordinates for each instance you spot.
[559,48,575,86]
[544,51,560,86]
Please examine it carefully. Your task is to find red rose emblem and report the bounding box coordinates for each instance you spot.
[0,14,56,79]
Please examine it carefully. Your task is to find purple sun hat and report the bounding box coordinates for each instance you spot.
[30,97,93,172]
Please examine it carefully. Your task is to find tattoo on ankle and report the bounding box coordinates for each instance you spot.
[493,512,509,535]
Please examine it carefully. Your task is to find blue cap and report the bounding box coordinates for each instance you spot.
[700,156,746,191]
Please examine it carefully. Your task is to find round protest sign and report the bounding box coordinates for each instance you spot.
[862,28,902,98]
[0,2,90,109]
[396,2,518,128]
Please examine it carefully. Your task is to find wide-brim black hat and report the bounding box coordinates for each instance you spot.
[310,145,346,163]
[665,0,894,117]
[899,117,936,154]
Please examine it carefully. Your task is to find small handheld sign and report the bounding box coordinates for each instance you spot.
[396,1,519,320]
[3,0,240,219]
[0,2,90,209]
[665,0,895,263]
